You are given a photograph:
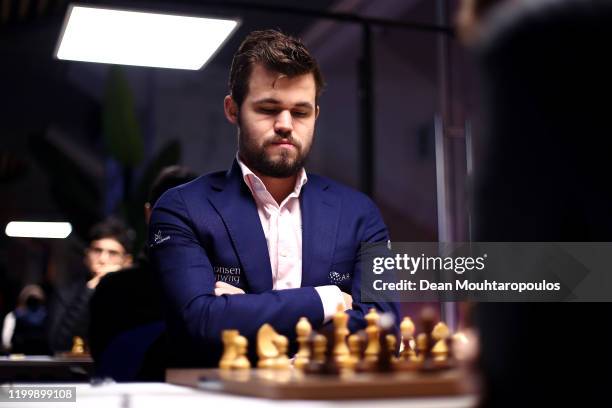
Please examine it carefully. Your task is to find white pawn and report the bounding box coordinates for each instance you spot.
[273,335,291,369]
[231,335,251,369]
[364,308,380,363]
[294,317,312,370]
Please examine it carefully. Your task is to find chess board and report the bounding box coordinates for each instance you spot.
[166,368,473,400]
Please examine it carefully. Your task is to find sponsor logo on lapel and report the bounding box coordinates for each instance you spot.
[329,270,351,285]
[152,229,170,246]
[214,266,242,285]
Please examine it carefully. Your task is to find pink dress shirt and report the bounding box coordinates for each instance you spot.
[237,156,345,322]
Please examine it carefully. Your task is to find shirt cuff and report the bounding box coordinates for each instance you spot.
[314,285,346,323]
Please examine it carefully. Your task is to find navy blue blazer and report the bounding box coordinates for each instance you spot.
[149,160,399,367]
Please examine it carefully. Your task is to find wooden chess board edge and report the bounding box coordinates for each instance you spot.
[166,368,474,400]
[54,352,92,360]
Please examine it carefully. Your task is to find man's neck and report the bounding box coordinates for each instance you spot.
[254,171,297,205]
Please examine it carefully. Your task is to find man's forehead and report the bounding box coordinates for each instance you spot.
[90,238,125,251]
[246,64,316,102]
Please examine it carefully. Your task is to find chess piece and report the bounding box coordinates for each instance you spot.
[313,334,327,364]
[321,329,341,375]
[431,322,450,364]
[451,331,470,361]
[71,336,85,354]
[294,317,312,370]
[347,333,364,370]
[364,308,380,364]
[394,316,420,371]
[416,333,428,362]
[257,324,279,368]
[400,317,417,361]
[305,333,327,374]
[333,304,351,368]
[376,312,396,372]
[219,329,239,369]
[418,307,437,371]
[273,335,291,369]
[386,334,398,359]
[230,335,251,369]
[387,334,400,368]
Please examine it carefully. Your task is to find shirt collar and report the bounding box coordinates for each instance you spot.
[236,153,308,199]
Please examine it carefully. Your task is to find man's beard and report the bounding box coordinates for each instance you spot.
[238,126,312,178]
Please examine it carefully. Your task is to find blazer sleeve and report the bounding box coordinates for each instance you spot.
[346,197,400,335]
[148,188,324,347]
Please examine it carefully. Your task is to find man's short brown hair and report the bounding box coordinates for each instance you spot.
[88,217,134,255]
[228,29,324,107]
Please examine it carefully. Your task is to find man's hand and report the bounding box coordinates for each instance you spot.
[87,276,102,289]
[342,292,353,310]
[86,266,122,289]
[214,281,246,296]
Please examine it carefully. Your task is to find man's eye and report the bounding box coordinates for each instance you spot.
[258,108,278,114]
[292,111,309,117]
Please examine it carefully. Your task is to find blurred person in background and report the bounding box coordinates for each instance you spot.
[89,165,196,381]
[1,284,49,354]
[48,218,134,352]
[457,0,612,405]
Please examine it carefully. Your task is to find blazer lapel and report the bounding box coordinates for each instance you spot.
[300,178,341,287]
[208,160,273,293]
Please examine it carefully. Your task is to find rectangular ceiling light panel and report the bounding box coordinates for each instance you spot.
[5,222,73,239]
[56,5,239,70]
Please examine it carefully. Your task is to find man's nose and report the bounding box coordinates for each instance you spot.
[98,251,110,263]
[274,110,293,135]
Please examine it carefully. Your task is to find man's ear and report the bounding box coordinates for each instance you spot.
[224,95,239,124]
[315,105,320,120]
[144,202,152,225]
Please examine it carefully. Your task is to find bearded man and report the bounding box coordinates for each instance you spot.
[149,29,398,367]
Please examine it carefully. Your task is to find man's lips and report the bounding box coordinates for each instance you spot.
[269,140,296,147]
